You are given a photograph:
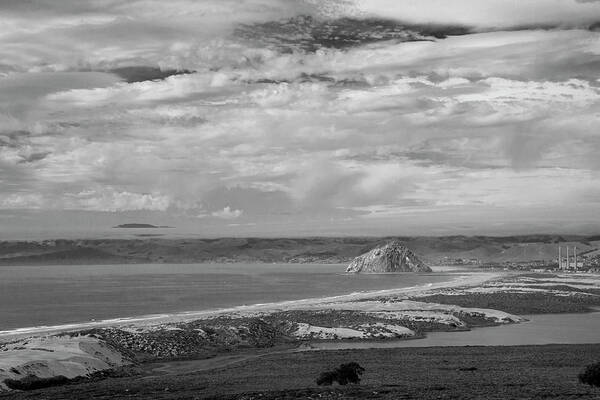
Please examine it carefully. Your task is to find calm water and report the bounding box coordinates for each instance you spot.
[0,263,456,331]
[307,312,600,350]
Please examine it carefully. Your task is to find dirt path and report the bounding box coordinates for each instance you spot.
[142,345,301,377]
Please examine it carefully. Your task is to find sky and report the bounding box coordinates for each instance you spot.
[0,0,599,239]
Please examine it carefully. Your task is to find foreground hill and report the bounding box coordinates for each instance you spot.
[3,344,599,399]
[0,235,598,265]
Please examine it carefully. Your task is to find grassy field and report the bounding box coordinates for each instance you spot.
[416,291,600,314]
[3,344,600,399]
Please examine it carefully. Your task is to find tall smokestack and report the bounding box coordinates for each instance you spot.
[558,246,562,270]
[566,246,569,270]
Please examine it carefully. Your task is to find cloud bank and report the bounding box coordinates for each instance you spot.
[0,0,599,237]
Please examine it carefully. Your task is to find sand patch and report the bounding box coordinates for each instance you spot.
[0,335,129,391]
[293,324,366,340]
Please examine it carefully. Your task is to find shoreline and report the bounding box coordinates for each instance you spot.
[0,270,502,340]
[1,271,599,393]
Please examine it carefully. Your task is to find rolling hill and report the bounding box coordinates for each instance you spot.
[0,235,598,265]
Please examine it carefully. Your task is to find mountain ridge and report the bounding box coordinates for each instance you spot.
[0,235,598,265]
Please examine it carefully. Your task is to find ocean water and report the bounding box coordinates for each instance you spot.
[0,263,457,331]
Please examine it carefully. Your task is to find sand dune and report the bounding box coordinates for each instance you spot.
[0,335,129,391]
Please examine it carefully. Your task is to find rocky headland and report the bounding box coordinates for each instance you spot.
[346,241,432,273]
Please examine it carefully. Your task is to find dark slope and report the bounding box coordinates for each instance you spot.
[0,247,145,265]
[110,66,193,83]
[235,16,471,52]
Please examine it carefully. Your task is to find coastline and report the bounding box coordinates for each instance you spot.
[2,270,599,394]
[0,269,501,340]
[0,269,502,392]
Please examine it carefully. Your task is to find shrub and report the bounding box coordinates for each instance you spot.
[316,362,365,386]
[4,375,71,391]
[579,362,600,387]
[316,371,338,386]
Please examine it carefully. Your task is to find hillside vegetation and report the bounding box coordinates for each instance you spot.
[0,235,598,265]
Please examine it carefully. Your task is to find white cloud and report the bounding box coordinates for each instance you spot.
[211,206,243,219]
[454,78,599,107]
[0,193,45,209]
[63,189,172,212]
[0,2,599,235]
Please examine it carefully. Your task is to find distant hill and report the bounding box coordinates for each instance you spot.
[0,247,145,265]
[113,224,170,229]
[0,235,598,265]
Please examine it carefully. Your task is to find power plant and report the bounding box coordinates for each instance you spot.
[557,245,581,270]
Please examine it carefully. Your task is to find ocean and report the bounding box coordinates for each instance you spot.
[0,263,457,331]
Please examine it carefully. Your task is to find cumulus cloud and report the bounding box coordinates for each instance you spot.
[211,206,243,219]
[64,189,172,212]
[0,193,45,209]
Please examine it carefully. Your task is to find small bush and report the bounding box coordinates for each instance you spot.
[316,362,365,386]
[4,375,71,391]
[579,362,600,387]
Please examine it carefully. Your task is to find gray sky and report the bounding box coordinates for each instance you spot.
[0,0,599,238]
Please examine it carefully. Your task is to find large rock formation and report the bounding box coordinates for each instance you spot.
[346,241,431,273]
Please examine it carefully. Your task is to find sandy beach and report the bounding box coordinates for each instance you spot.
[0,269,507,391]
[0,269,501,340]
